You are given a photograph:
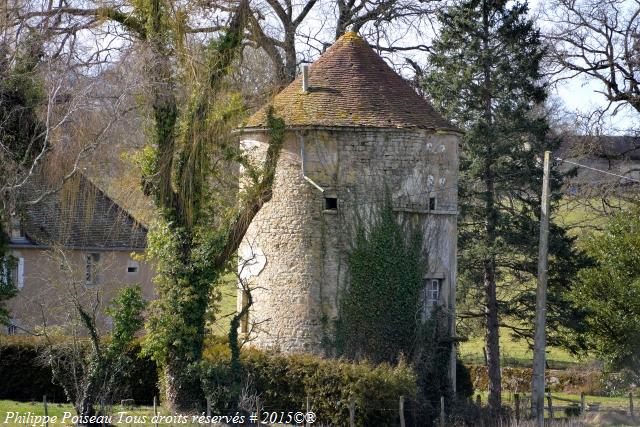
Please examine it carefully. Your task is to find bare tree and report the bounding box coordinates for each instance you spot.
[543,0,640,118]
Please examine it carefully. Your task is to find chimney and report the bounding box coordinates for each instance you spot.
[302,64,309,92]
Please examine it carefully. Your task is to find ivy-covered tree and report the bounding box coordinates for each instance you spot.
[0,33,46,326]
[129,0,286,411]
[571,210,640,376]
[424,0,587,412]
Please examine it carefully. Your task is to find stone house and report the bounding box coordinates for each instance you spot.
[237,32,461,381]
[4,174,155,334]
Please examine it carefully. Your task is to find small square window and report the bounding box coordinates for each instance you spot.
[127,260,139,274]
[324,197,338,210]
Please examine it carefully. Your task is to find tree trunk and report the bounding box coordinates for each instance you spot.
[484,256,501,412]
[163,357,202,413]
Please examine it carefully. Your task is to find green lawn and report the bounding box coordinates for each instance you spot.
[208,274,238,337]
[473,391,634,412]
[0,400,204,427]
[459,327,589,369]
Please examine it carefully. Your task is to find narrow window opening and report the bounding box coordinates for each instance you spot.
[127,266,138,273]
[86,253,101,286]
[429,196,437,211]
[324,197,338,210]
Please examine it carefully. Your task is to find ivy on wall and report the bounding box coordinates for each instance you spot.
[335,196,424,364]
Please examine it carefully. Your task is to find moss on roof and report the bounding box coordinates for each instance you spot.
[245,32,457,131]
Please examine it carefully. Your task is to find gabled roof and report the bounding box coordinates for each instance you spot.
[15,174,147,250]
[245,32,458,132]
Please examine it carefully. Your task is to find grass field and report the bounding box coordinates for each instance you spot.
[208,274,238,337]
[0,400,205,427]
[458,327,591,369]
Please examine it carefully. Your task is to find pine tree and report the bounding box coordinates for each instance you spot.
[424,0,587,412]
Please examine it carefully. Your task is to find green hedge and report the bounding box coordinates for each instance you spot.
[0,336,158,404]
[0,336,65,402]
[201,344,418,427]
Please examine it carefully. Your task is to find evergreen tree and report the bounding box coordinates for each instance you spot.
[424,0,587,412]
[572,209,640,377]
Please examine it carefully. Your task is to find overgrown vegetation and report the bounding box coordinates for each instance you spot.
[335,197,471,423]
[336,198,424,364]
[200,341,417,427]
[43,285,147,422]
[0,336,157,404]
[570,209,640,379]
[0,33,47,326]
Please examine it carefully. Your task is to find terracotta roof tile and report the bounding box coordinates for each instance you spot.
[245,32,458,131]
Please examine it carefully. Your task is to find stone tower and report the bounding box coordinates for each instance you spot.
[238,32,460,358]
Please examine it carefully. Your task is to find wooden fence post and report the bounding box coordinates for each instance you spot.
[399,396,406,427]
[546,392,554,419]
[206,397,211,426]
[514,393,520,425]
[43,396,49,427]
[256,398,261,426]
[349,394,355,427]
[580,392,585,415]
[153,396,159,427]
[440,396,445,427]
[100,398,106,427]
[629,392,635,420]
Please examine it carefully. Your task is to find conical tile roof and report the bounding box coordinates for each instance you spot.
[245,32,458,131]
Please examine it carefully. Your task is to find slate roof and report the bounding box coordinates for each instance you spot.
[556,135,640,161]
[245,32,458,132]
[15,174,147,250]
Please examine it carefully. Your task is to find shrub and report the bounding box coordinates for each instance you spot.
[0,336,65,402]
[0,335,158,404]
[201,346,417,427]
[467,364,608,395]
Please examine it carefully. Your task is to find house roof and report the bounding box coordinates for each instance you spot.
[245,32,458,132]
[15,174,147,250]
[556,135,640,161]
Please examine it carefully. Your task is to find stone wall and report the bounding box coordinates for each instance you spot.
[239,127,459,355]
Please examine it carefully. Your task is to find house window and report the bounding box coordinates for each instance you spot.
[86,253,101,286]
[424,278,441,306]
[7,318,18,335]
[16,257,24,290]
[10,217,26,242]
[127,260,139,274]
[324,196,338,210]
[429,196,437,211]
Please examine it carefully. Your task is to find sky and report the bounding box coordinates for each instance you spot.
[530,0,639,134]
